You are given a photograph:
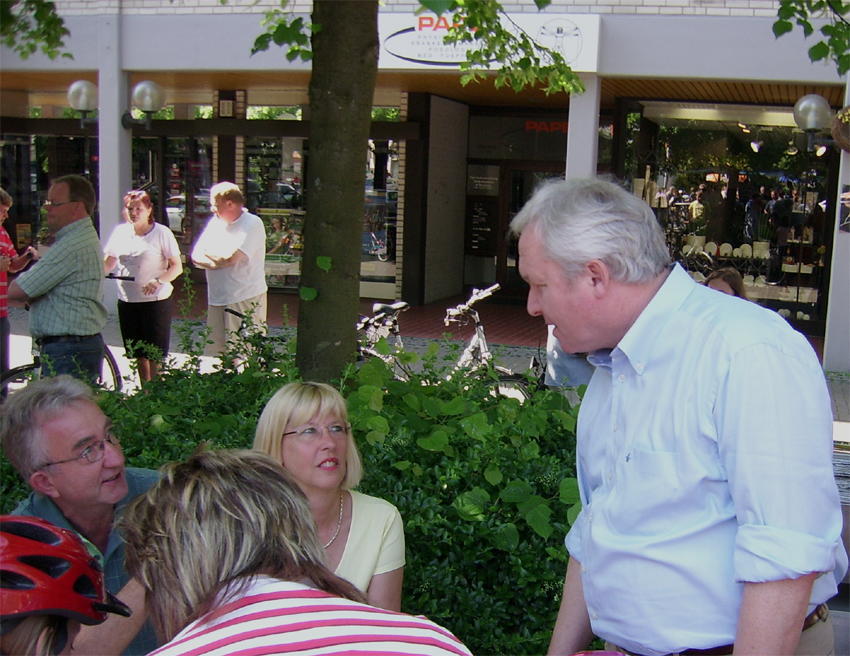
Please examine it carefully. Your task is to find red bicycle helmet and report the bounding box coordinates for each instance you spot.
[0,515,131,632]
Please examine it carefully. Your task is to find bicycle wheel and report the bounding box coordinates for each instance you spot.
[0,363,40,398]
[492,372,532,402]
[99,347,123,392]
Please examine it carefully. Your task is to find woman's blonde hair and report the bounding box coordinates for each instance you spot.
[120,449,364,643]
[0,615,68,656]
[253,382,363,489]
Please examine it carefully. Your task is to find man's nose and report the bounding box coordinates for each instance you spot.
[526,289,542,317]
[103,438,125,467]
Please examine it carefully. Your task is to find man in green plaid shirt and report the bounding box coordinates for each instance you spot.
[8,175,107,383]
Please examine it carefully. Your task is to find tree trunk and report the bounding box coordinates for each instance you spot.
[296,0,379,383]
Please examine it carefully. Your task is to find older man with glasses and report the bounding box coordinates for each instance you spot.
[7,175,108,383]
[1,375,160,656]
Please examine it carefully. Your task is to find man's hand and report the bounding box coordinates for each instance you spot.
[72,578,149,656]
[193,249,246,270]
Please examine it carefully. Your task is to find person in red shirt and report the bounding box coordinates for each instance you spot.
[0,187,37,388]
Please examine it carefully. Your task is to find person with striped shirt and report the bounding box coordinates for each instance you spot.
[121,449,472,656]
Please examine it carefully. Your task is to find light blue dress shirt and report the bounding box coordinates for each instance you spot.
[565,264,847,656]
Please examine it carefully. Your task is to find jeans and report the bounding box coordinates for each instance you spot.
[40,334,104,386]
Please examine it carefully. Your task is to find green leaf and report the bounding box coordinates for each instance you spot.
[453,487,490,521]
[366,415,390,435]
[439,396,467,416]
[553,410,577,433]
[402,392,421,411]
[484,464,503,486]
[521,440,540,459]
[365,430,386,445]
[392,460,412,470]
[417,429,449,451]
[567,501,583,526]
[398,350,420,365]
[316,256,332,271]
[459,412,492,440]
[501,480,533,503]
[419,0,454,15]
[559,477,580,504]
[356,385,385,412]
[493,522,520,551]
[526,503,554,539]
[518,494,547,516]
[809,40,830,62]
[773,19,794,37]
[299,286,317,301]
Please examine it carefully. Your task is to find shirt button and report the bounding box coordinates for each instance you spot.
[587,514,593,522]
[612,424,618,432]
[607,472,612,480]
[636,363,644,370]
[592,612,599,620]
[618,374,625,382]
[581,566,587,573]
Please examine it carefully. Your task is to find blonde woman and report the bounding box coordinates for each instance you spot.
[254,381,405,611]
[121,450,470,656]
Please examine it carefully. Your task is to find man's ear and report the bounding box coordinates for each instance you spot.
[30,470,59,498]
[585,259,611,297]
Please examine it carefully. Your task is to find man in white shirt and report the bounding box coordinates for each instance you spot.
[191,181,267,355]
[511,178,846,656]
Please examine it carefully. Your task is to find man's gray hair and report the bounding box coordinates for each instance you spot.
[510,178,671,283]
[0,375,95,480]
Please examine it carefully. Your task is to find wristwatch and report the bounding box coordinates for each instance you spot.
[154,277,163,285]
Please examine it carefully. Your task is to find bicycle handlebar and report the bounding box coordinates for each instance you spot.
[444,283,501,325]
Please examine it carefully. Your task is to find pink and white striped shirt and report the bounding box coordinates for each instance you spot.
[149,576,472,656]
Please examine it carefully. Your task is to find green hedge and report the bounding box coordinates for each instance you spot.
[1,331,580,656]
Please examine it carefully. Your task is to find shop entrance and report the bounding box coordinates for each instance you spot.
[465,161,565,298]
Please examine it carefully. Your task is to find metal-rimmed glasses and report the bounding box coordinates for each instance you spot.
[282,424,350,443]
[40,434,121,469]
[43,199,78,208]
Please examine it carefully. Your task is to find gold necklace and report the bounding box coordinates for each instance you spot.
[323,492,344,549]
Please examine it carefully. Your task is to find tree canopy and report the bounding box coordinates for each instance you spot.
[774,0,850,75]
[0,0,69,60]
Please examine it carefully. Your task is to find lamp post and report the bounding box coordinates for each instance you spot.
[793,94,833,152]
[121,80,166,130]
[67,80,98,176]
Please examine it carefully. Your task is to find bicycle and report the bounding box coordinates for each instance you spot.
[443,283,534,400]
[0,275,131,396]
[356,300,411,380]
[1,338,123,396]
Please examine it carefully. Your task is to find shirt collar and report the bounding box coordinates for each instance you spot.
[53,216,91,240]
[601,263,694,376]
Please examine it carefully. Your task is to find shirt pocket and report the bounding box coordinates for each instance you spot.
[609,447,683,536]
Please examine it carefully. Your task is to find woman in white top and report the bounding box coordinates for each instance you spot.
[104,190,182,381]
[254,381,405,611]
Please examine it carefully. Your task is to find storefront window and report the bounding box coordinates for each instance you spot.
[245,136,305,290]
[131,136,214,263]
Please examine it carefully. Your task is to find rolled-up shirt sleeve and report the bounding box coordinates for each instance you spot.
[716,340,846,583]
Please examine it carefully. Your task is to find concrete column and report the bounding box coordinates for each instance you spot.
[565,73,601,180]
[824,77,850,373]
[97,14,132,312]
